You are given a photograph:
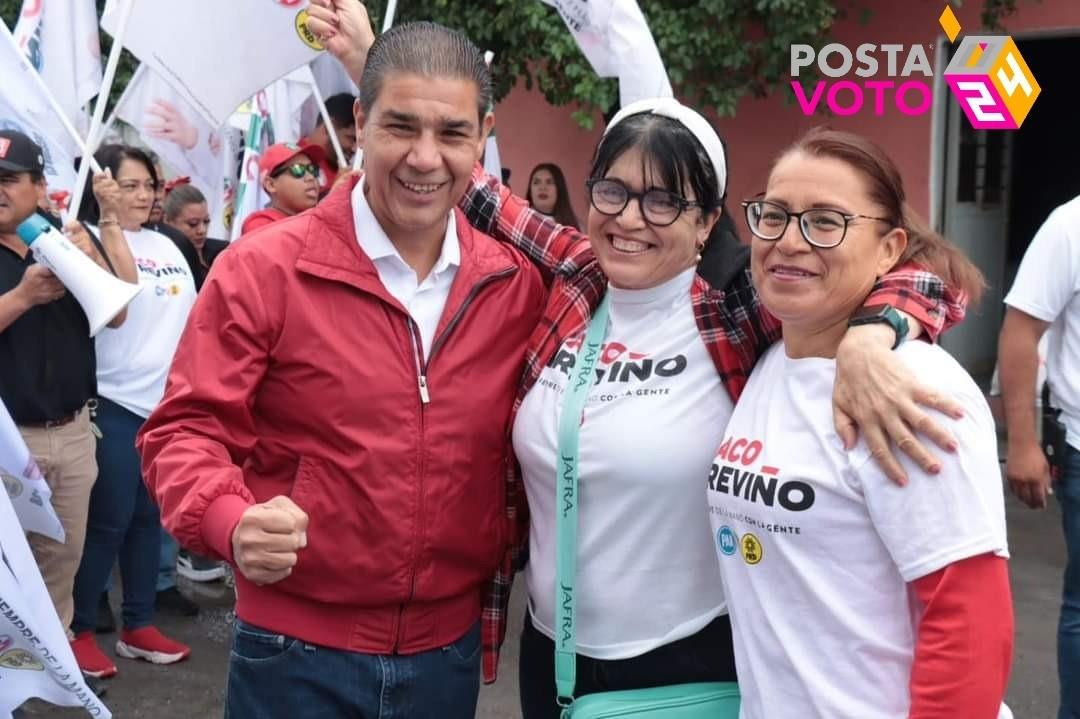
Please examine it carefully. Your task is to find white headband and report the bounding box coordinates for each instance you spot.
[605,97,727,201]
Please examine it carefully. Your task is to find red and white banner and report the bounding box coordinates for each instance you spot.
[0,399,63,543]
[0,21,78,213]
[0,486,109,717]
[13,0,102,153]
[111,65,228,239]
[101,0,325,128]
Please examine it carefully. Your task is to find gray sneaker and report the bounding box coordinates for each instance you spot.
[176,550,227,583]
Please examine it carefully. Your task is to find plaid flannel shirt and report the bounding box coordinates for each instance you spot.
[459,167,967,683]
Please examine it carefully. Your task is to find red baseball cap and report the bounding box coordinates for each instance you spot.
[258,142,326,178]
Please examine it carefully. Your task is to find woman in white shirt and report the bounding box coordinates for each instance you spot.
[708,127,1012,718]
[461,101,967,718]
[69,145,197,679]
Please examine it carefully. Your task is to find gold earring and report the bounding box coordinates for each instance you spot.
[695,241,705,263]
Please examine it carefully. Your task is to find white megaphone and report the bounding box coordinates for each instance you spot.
[16,215,143,337]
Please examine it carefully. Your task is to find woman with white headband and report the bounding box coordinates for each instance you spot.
[457,98,971,717]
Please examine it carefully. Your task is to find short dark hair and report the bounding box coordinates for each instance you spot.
[162,183,207,220]
[316,93,357,129]
[589,113,724,217]
[359,21,492,123]
[77,144,158,225]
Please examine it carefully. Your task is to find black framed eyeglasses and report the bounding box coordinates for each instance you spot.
[273,162,320,180]
[586,178,701,227]
[742,199,892,249]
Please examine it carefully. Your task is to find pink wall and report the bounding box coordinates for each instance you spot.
[493,0,1080,229]
[492,85,603,226]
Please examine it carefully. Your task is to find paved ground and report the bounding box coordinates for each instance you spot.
[17,492,1065,718]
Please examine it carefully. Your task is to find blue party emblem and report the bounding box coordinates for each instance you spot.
[717,526,738,556]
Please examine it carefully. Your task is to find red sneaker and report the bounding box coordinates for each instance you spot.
[71,631,117,678]
[116,626,191,665]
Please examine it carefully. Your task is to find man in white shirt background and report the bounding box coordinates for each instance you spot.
[999,194,1080,719]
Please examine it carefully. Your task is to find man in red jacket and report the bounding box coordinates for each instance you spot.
[137,18,545,718]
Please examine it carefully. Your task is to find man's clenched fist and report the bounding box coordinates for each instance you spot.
[231,496,309,586]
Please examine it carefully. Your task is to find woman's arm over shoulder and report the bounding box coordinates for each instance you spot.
[459,163,591,283]
[854,346,1009,576]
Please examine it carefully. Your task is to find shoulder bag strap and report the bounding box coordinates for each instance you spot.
[554,294,611,708]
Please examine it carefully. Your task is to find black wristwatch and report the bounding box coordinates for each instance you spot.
[848,304,909,350]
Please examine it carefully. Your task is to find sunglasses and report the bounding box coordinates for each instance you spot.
[273,163,320,180]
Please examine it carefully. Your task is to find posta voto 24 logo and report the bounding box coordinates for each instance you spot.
[789,4,1040,129]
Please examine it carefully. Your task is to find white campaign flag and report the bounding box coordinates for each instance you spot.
[540,0,672,107]
[13,0,102,150]
[0,22,78,214]
[101,0,326,128]
[111,65,227,239]
[301,53,358,136]
[229,96,271,242]
[309,52,359,99]
[0,400,63,543]
[265,66,317,146]
[483,132,502,181]
[0,490,109,717]
[208,126,242,241]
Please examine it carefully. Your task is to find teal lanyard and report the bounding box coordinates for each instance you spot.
[555,294,611,706]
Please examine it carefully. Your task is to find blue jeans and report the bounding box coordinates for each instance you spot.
[109,529,176,593]
[158,530,178,592]
[225,620,482,719]
[71,397,162,633]
[1060,444,1080,718]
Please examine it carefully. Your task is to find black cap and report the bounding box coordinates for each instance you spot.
[0,130,45,174]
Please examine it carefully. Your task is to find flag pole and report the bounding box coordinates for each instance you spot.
[0,27,103,175]
[67,0,137,223]
[382,0,399,33]
[310,81,348,169]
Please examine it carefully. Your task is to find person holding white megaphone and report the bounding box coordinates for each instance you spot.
[68,144,196,679]
[16,215,142,336]
[1,128,138,698]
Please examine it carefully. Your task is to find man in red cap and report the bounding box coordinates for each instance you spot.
[239,143,326,236]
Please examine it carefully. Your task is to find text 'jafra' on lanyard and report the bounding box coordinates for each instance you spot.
[554,293,611,709]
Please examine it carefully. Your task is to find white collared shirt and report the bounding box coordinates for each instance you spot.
[351,179,460,361]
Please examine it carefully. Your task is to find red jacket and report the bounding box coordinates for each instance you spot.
[240,207,288,235]
[137,176,545,655]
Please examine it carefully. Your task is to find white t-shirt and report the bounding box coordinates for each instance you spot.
[707,341,1008,719]
[1005,195,1080,449]
[513,267,734,659]
[95,227,197,418]
[352,179,459,361]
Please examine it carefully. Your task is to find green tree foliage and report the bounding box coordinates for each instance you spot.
[0,0,1027,127]
[373,0,840,127]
